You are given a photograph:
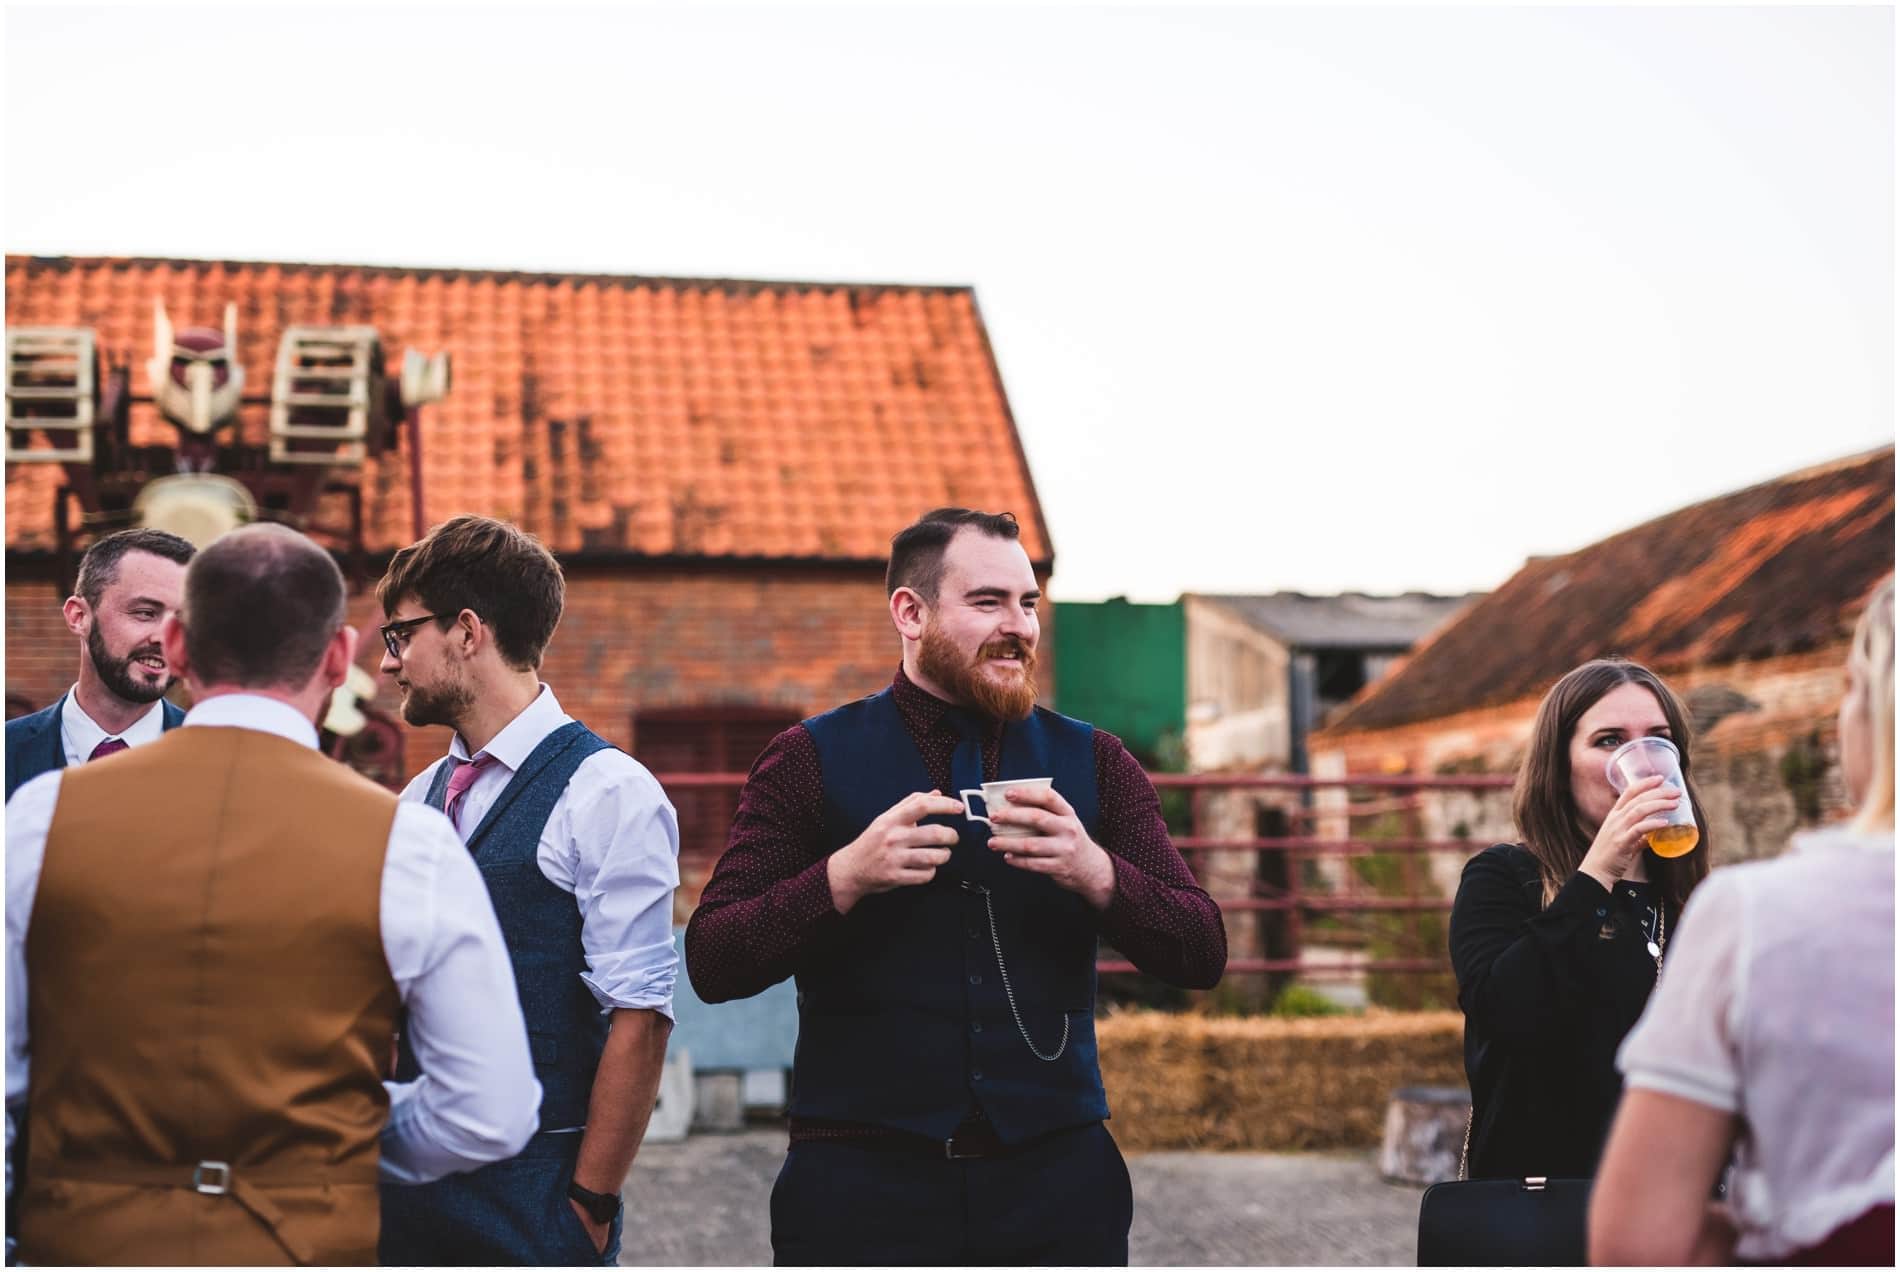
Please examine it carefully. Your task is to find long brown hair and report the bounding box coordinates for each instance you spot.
[1513,659,1711,912]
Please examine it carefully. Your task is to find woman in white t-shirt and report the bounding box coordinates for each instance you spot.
[1588,575,1895,1266]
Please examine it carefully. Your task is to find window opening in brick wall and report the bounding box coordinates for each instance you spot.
[634,706,801,870]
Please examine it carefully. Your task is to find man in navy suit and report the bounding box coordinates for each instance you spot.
[5,527,196,802]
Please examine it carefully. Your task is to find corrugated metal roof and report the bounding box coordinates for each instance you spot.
[1196,591,1478,650]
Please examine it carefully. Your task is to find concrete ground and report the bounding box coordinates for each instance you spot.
[621,1129,1424,1266]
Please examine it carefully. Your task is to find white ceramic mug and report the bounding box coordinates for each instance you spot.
[958,777,1053,839]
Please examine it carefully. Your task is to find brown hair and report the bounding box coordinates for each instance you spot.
[75,527,195,607]
[182,525,345,690]
[1513,658,1710,912]
[886,508,1022,600]
[377,515,564,670]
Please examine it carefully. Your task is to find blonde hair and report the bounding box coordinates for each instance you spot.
[1850,575,1894,831]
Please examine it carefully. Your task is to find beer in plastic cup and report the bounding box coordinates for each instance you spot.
[1605,736,1700,858]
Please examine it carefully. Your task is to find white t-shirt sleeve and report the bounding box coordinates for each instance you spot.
[378,801,542,1183]
[1617,870,1746,1114]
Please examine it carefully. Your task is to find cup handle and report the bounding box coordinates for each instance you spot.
[959,790,990,826]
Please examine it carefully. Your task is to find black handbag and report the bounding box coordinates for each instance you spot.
[1416,1175,1593,1266]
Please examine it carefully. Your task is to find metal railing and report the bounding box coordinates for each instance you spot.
[1118,772,1513,981]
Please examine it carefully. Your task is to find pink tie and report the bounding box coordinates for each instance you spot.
[443,754,496,833]
[88,738,129,762]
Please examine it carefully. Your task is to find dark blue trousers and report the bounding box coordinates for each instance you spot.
[770,1121,1133,1266]
[378,1132,623,1266]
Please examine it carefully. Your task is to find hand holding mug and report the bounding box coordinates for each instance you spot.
[981,783,1115,910]
[827,790,963,915]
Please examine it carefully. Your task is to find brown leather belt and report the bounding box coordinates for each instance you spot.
[789,1115,1021,1159]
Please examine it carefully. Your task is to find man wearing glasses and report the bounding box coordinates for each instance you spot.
[6,525,539,1264]
[372,515,681,1266]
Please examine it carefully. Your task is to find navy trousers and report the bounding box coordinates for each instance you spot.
[378,1132,623,1267]
[770,1121,1133,1266]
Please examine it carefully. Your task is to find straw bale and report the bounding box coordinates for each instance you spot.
[1096,1009,1466,1151]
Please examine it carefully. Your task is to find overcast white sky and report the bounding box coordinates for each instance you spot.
[6,4,1893,601]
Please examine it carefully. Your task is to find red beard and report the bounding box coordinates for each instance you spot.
[919,622,1039,722]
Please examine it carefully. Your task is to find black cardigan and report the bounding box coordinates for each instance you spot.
[1448,843,1672,1180]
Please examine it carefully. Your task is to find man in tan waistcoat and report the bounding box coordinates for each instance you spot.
[4,524,544,1266]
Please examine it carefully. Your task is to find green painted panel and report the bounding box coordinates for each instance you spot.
[1052,598,1185,764]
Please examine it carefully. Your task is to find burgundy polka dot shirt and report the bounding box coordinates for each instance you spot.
[684,667,1227,1002]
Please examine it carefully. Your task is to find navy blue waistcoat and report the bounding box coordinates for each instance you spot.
[5,696,186,802]
[396,721,612,1132]
[793,689,1108,1144]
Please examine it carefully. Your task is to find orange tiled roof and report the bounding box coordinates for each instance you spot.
[1321,447,1895,735]
[4,256,1052,563]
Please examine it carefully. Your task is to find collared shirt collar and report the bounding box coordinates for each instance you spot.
[60,684,169,764]
[183,692,320,749]
[891,665,1002,743]
[447,684,571,773]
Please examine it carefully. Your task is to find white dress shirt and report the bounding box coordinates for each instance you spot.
[57,685,167,766]
[402,684,680,1021]
[6,693,543,1193]
[1618,824,1895,1261]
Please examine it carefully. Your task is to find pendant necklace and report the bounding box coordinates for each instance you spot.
[1645,901,1666,977]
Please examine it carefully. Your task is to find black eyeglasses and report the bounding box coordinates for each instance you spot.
[380,614,444,659]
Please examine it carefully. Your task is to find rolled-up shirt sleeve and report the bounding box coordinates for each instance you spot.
[1616,871,1745,1114]
[562,753,682,1019]
[380,803,542,1184]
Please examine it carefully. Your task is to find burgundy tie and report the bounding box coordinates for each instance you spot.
[443,754,496,833]
[88,737,129,762]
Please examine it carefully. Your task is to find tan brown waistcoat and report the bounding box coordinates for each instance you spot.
[20,724,401,1266]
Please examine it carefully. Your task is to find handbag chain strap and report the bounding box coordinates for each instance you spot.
[1459,1105,1472,1180]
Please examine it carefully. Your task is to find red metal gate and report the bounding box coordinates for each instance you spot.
[1120,772,1513,983]
[658,769,1514,988]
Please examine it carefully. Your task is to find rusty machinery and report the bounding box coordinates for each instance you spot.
[3,303,450,786]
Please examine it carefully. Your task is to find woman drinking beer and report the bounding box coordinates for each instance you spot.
[1449,659,1710,1181]
[1591,578,1894,1265]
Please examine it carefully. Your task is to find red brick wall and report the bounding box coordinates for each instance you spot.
[5,573,76,714]
[8,560,1060,906]
[382,566,910,783]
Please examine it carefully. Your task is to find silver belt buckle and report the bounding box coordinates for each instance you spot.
[1521,1176,1548,1193]
[193,1160,231,1195]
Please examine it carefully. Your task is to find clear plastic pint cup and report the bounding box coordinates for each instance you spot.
[1604,736,1700,858]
